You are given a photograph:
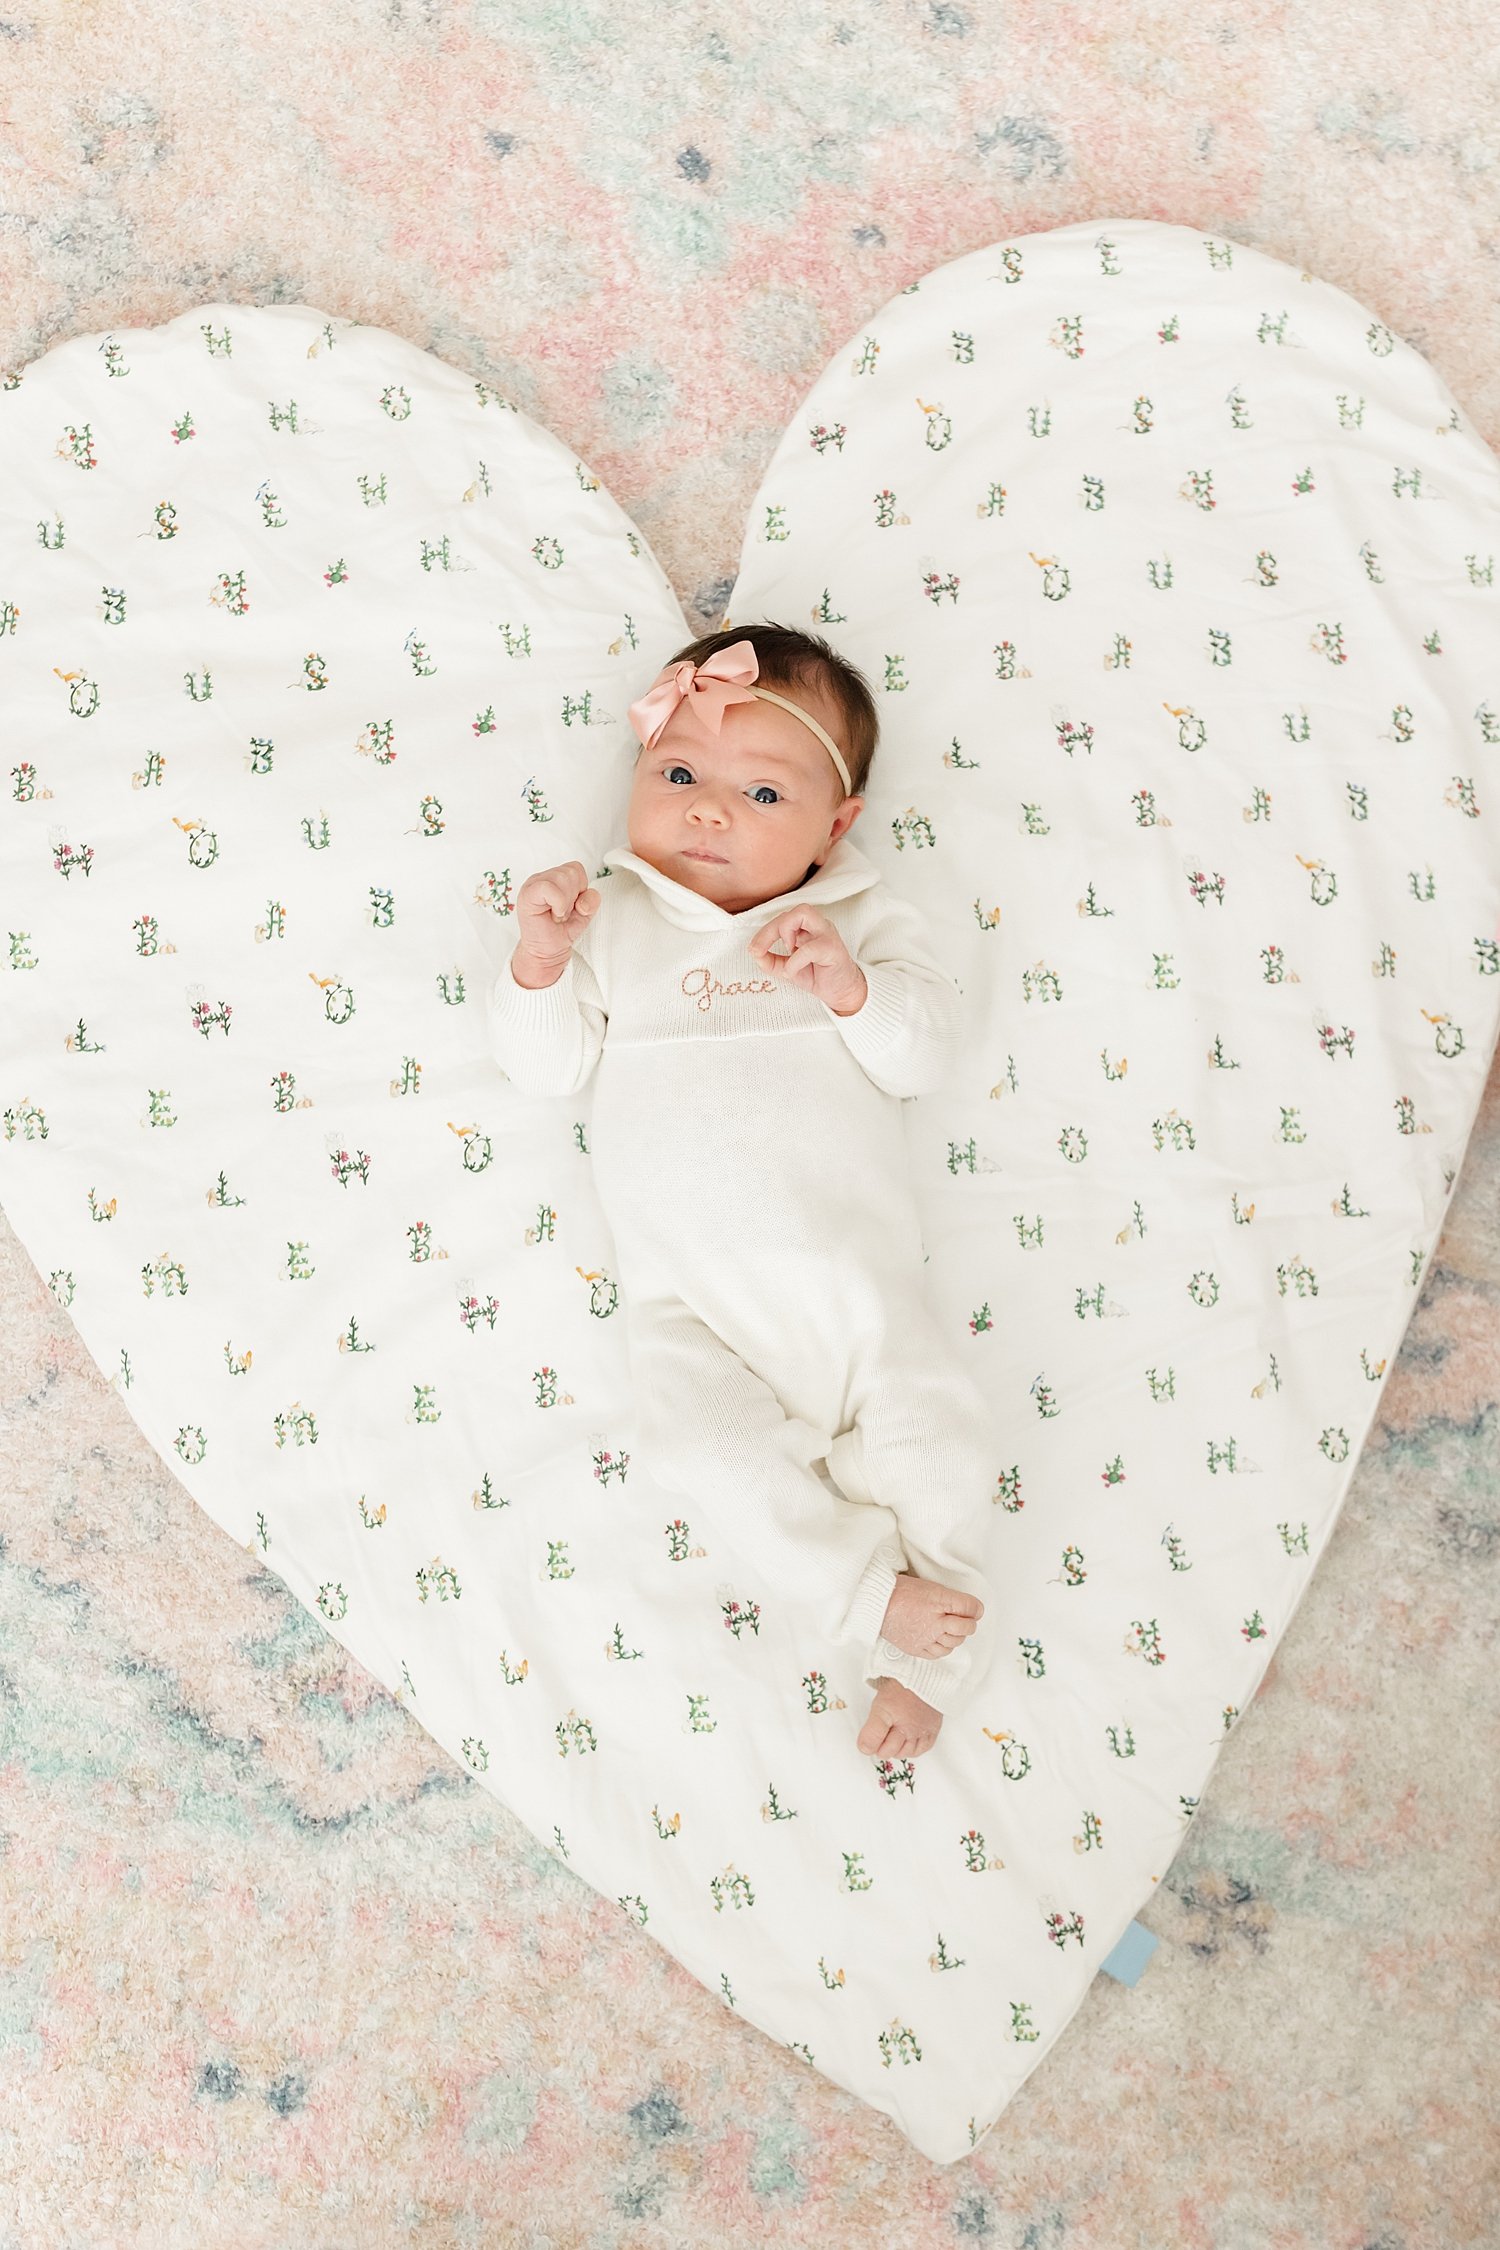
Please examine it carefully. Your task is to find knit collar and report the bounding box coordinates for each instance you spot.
[600,830,882,932]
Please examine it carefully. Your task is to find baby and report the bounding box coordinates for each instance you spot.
[490,622,998,1760]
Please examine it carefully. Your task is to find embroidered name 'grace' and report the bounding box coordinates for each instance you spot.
[679,964,779,1014]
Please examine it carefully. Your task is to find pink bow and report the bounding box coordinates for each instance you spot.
[628,639,761,752]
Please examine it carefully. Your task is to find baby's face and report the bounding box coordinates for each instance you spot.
[627,677,864,915]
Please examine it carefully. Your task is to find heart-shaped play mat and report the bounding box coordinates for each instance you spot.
[3,217,1498,2162]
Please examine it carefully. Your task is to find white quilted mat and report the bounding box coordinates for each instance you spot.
[3,220,1499,2163]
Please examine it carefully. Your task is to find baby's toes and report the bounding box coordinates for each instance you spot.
[928,1620,971,1654]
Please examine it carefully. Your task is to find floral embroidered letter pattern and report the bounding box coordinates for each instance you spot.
[1,222,1498,2161]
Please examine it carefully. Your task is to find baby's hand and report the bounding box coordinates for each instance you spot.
[748,906,867,1014]
[515,860,601,975]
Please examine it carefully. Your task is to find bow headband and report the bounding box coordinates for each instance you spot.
[627,638,853,797]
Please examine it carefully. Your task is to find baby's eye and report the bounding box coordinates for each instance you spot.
[663,764,780,806]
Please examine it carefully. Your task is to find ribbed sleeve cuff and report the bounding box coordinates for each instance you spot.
[490,949,577,1041]
[825,958,906,1069]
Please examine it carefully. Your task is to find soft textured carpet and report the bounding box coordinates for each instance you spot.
[2,4,1498,2244]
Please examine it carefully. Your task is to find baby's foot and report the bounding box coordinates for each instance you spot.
[857,1677,944,1759]
[878,1571,984,1660]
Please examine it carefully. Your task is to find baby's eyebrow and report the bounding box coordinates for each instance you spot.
[658,747,804,778]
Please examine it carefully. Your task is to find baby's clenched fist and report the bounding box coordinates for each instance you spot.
[512,860,600,985]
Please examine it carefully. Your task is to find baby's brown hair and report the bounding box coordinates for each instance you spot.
[655,620,879,804]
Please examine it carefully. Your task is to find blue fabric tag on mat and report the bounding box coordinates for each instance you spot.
[1098,1920,1158,1985]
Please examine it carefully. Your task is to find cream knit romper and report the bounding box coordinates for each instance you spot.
[488,832,999,1716]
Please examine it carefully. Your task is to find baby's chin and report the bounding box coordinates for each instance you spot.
[636,845,752,896]
[630,838,816,910]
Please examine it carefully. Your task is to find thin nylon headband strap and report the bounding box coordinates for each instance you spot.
[748,686,854,796]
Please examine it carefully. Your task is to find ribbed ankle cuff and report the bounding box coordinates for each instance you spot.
[840,1544,902,1650]
[866,1636,977,1717]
